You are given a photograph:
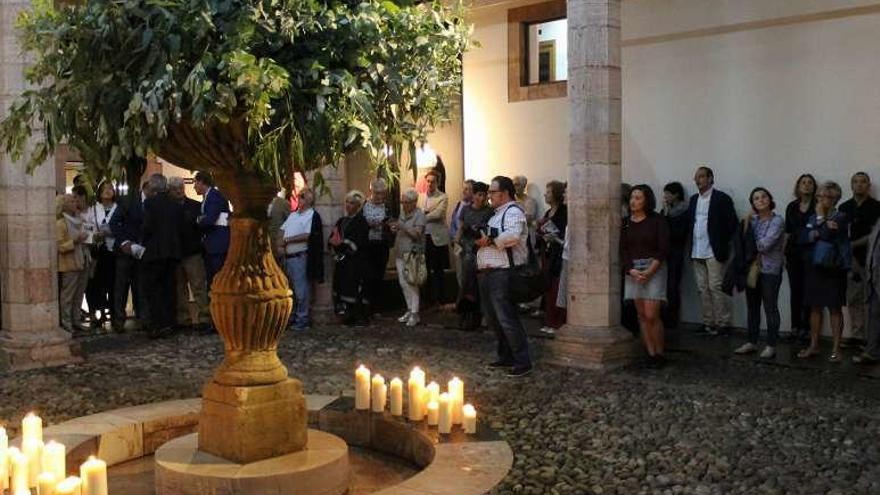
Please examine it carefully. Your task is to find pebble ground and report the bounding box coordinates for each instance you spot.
[1,319,878,495]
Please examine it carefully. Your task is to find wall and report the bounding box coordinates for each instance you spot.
[463,0,880,332]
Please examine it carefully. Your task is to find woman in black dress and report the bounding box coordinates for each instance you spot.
[661,182,688,329]
[798,181,851,361]
[330,190,370,326]
[536,181,567,334]
[784,173,816,341]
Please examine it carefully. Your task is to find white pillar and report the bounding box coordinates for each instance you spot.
[545,0,637,369]
[0,0,82,369]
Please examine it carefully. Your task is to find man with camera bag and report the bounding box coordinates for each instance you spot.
[476,176,533,377]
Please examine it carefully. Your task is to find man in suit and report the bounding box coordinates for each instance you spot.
[853,218,880,364]
[449,180,474,287]
[140,174,183,338]
[420,169,449,306]
[194,171,231,289]
[109,180,149,332]
[687,165,739,335]
[169,177,211,332]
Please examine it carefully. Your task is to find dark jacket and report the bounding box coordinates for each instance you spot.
[198,187,231,254]
[178,197,204,257]
[142,192,183,261]
[686,188,739,263]
[108,193,144,252]
[307,210,325,283]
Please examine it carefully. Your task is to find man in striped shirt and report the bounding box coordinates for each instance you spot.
[476,176,533,377]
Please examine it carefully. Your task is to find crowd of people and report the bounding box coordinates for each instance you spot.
[621,167,880,368]
[55,163,880,376]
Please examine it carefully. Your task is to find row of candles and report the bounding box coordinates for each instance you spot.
[355,366,478,435]
[1,413,108,495]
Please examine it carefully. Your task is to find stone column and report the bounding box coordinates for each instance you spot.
[545,0,637,370]
[308,162,347,322]
[0,0,82,370]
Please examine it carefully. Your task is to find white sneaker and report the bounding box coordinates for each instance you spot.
[759,346,776,359]
[734,342,758,354]
[406,313,420,327]
[397,312,411,323]
[539,326,555,334]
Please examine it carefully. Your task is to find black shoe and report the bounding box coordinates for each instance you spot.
[488,360,515,369]
[507,366,533,378]
[149,326,175,339]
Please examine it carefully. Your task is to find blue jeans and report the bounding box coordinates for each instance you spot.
[285,254,310,328]
[478,269,531,369]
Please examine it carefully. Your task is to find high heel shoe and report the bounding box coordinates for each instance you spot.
[828,351,842,363]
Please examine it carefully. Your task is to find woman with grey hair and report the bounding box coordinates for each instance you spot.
[390,189,426,326]
[330,190,370,326]
[798,180,851,361]
[363,178,391,315]
[57,194,90,332]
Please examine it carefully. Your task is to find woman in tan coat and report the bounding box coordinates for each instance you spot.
[57,194,89,331]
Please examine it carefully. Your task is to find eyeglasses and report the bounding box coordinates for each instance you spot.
[488,189,501,194]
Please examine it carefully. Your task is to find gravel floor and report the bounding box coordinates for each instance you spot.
[1,319,879,495]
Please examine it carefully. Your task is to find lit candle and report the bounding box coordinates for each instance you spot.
[426,401,439,426]
[463,404,477,434]
[1,426,8,492]
[389,378,403,416]
[407,367,425,421]
[15,488,33,495]
[42,441,66,481]
[448,377,464,425]
[10,447,29,493]
[370,374,387,412]
[79,457,107,495]
[355,365,371,410]
[55,476,82,495]
[38,471,57,495]
[22,413,43,443]
[426,382,440,404]
[23,438,43,486]
[437,393,452,434]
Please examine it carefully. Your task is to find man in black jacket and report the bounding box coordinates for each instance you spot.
[140,174,183,338]
[169,177,212,332]
[687,166,739,335]
[109,181,150,332]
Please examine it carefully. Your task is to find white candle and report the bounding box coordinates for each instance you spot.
[23,438,43,487]
[355,365,371,410]
[438,393,452,434]
[426,382,440,404]
[38,471,57,495]
[448,377,464,425]
[389,378,403,416]
[407,367,425,421]
[426,401,439,426]
[1,427,9,492]
[370,375,387,412]
[79,457,107,495]
[42,441,66,481]
[22,413,43,444]
[10,447,29,493]
[0,448,9,492]
[55,476,82,495]
[463,404,477,434]
[15,488,33,495]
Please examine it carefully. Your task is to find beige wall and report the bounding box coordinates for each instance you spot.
[463,0,880,332]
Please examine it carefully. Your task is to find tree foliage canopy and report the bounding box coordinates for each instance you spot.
[0,0,471,190]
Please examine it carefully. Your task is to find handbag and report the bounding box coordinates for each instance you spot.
[746,259,761,289]
[812,239,840,269]
[403,250,427,286]
[501,205,544,303]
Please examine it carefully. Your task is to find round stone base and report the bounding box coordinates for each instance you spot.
[155,430,349,495]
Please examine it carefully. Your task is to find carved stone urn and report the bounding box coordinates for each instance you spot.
[196,171,308,464]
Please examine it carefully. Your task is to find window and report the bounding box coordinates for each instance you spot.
[508,0,567,102]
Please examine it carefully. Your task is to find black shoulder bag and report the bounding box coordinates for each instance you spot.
[501,204,545,303]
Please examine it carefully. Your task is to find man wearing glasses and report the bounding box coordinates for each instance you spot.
[475,176,533,377]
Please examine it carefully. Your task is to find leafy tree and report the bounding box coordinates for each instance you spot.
[1,0,470,215]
